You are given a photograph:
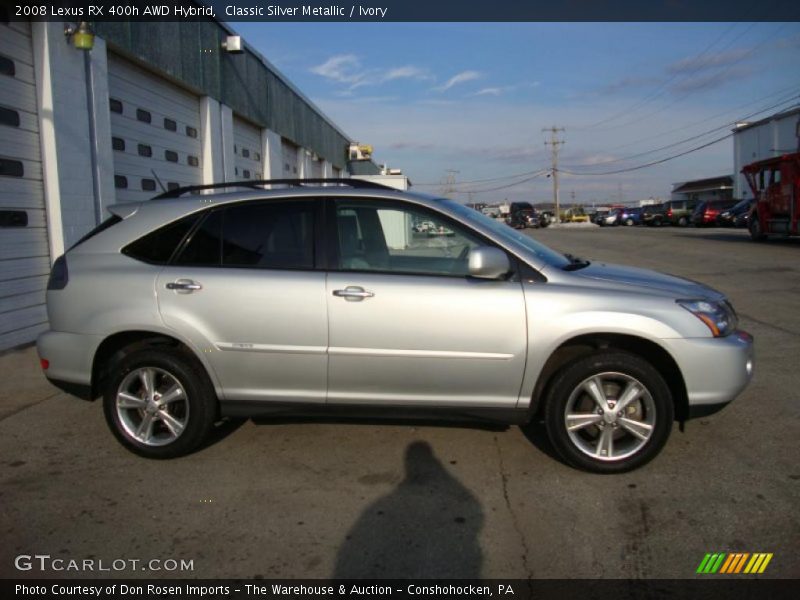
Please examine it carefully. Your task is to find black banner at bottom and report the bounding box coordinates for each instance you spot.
[3,579,800,600]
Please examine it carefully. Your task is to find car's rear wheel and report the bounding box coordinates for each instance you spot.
[544,352,673,473]
[678,216,688,227]
[102,348,218,458]
[625,218,634,226]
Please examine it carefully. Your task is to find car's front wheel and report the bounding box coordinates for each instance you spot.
[544,352,673,473]
[103,348,218,458]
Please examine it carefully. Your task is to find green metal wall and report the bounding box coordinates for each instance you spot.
[93,20,348,170]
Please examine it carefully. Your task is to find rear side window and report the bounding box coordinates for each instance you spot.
[122,214,200,264]
[173,202,315,270]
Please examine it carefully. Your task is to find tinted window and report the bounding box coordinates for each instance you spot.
[186,126,197,138]
[114,175,128,189]
[112,137,125,151]
[222,202,314,269]
[109,98,123,113]
[136,109,151,123]
[242,148,250,158]
[123,214,200,264]
[174,210,223,266]
[141,178,156,191]
[187,155,199,167]
[163,118,177,131]
[165,150,178,162]
[138,144,152,157]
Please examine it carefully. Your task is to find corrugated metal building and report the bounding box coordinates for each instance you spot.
[0,17,378,351]
[733,107,800,201]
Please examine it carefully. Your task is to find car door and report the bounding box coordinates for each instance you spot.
[325,197,528,408]
[156,199,328,404]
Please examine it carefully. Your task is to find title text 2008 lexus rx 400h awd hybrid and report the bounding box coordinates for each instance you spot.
[37,180,754,472]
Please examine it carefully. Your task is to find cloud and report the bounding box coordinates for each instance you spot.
[666,48,751,75]
[311,55,431,90]
[310,54,364,85]
[473,87,505,97]
[596,75,660,96]
[670,66,754,93]
[434,70,481,92]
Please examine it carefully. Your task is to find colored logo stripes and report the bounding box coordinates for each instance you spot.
[696,552,773,574]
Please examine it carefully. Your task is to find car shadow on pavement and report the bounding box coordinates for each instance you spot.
[332,441,484,578]
[250,414,508,432]
[196,417,248,451]
[518,419,563,464]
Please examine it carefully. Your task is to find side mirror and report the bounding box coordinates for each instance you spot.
[468,246,510,279]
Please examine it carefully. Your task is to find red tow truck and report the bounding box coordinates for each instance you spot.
[742,151,800,241]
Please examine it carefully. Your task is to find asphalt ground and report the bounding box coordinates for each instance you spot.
[1,225,798,580]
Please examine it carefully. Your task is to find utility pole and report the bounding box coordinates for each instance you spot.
[443,169,460,199]
[543,126,565,223]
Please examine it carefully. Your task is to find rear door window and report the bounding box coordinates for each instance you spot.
[121,214,199,264]
[173,201,315,270]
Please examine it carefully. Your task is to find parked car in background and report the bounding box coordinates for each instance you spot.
[619,207,642,226]
[593,210,610,225]
[601,208,622,226]
[665,199,699,227]
[641,204,666,227]
[506,203,549,229]
[716,199,752,228]
[561,207,590,223]
[692,199,738,227]
[37,178,754,473]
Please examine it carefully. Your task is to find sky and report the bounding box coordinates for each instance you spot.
[233,22,800,205]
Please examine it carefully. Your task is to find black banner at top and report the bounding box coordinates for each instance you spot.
[5,0,800,22]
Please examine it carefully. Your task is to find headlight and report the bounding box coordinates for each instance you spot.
[677,299,737,337]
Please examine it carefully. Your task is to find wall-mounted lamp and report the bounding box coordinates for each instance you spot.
[64,21,95,51]
[221,35,244,54]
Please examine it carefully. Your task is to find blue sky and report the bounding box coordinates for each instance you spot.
[233,22,800,204]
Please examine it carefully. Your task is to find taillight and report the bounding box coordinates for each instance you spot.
[40,359,49,370]
[47,255,69,290]
[667,209,673,217]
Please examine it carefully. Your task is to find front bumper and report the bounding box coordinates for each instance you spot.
[663,330,754,417]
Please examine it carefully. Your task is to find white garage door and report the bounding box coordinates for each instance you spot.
[281,138,299,178]
[108,55,202,202]
[233,117,262,181]
[310,158,323,179]
[0,20,49,350]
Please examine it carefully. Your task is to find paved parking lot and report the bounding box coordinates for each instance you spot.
[1,226,798,579]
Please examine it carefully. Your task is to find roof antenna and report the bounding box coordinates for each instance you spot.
[151,169,167,193]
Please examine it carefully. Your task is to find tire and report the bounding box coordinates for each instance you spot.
[625,218,634,227]
[102,347,218,459]
[544,351,673,473]
[653,218,662,227]
[678,216,688,227]
[749,214,766,241]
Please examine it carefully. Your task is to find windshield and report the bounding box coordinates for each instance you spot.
[442,200,570,268]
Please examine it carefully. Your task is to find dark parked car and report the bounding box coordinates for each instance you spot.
[665,199,699,227]
[692,199,738,227]
[717,199,753,228]
[641,204,666,227]
[506,202,548,229]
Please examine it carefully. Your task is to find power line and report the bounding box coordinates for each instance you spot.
[563,94,800,169]
[449,170,549,194]
[560,133,733,176]
[575,22,743,131]
[413,168,542,187]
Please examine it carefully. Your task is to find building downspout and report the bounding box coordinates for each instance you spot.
[84,50,103,224]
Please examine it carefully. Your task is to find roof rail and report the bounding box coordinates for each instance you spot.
[152,178,393,199]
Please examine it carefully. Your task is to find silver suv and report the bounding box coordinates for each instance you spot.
[37,180,754,472]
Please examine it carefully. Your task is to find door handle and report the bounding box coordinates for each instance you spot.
[166,279,202,293]
[333,286,374,301]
